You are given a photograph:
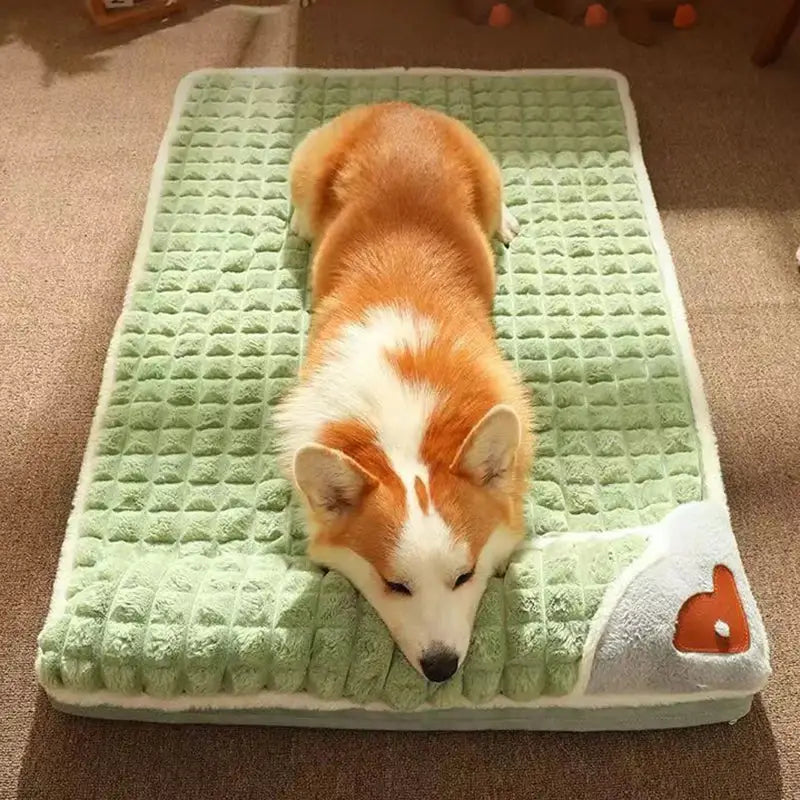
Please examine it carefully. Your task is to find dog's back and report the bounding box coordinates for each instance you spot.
[290,103,502,306]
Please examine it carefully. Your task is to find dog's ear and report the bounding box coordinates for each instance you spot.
[294,444,377,515]
[451,405,520,489]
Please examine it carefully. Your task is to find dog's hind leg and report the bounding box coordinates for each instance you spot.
[288,106,373,241]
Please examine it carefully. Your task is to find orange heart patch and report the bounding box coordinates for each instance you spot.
[673,565,750,654]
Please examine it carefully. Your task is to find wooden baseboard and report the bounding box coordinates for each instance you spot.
[85,0,187,31]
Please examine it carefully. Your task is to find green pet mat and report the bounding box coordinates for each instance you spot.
[36,69,769,729]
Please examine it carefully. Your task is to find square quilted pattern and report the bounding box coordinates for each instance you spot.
[37,71,701,710]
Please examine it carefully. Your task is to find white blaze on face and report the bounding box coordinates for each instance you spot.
[377,485,520,677]
[384,502,480,670]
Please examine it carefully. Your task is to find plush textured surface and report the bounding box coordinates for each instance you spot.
[37,70,713,710]
[585,501,769,698]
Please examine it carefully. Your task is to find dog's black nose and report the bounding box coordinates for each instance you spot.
[420,645,459,683]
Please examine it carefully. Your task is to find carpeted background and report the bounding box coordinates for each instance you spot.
[1,1,798,798]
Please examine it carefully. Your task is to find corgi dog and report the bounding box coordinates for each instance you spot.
[276,102,532,683]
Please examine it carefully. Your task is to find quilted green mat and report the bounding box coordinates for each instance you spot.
[37,69,705,711]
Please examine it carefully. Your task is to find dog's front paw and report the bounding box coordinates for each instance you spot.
[498,204,520,246]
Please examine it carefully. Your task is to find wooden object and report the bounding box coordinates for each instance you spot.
[85,0,186,31]
[752,0,800,66]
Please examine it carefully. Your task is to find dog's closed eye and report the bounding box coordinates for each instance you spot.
[385,579,412,596]
[453,570,474,589]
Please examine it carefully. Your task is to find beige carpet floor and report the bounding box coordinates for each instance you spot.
[1,1,798,798]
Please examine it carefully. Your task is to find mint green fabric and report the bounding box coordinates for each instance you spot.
[37,71,701,710]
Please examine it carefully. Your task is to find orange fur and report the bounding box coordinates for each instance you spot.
[289,102,533,567]
[414,477,430,515]
[314,419,406,575]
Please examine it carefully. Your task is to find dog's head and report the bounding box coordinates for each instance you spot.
[293,405,524,683]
